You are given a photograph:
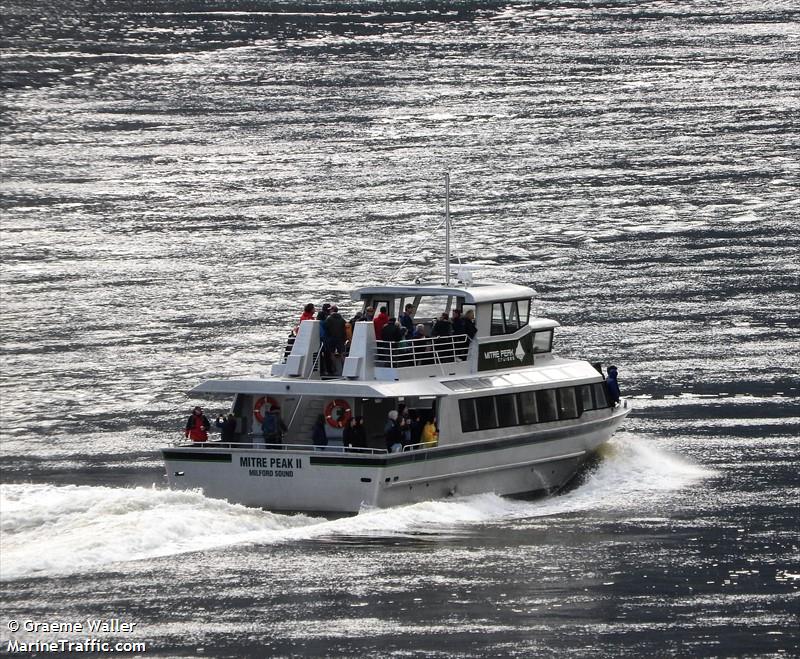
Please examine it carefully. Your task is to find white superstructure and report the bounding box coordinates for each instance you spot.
[162,279,629,512]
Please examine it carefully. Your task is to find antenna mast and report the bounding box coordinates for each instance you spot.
[445,172,450,285]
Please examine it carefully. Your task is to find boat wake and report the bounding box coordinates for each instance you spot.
[0,436,710,581]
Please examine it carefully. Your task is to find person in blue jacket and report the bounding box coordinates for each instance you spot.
[606,365,621,406]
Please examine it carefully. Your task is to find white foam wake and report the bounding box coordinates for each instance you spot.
[0,436,709,580]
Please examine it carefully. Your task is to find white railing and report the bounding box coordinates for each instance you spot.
[375,333,470,367]
[172,439,388,455]
[401,441,437,452]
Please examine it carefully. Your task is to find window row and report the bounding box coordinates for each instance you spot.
[490,299,531,336]
[459,382,610,433]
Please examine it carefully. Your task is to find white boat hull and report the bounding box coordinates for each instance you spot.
[162,408,629,513]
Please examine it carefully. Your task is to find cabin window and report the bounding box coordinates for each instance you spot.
[557,388,579,420]
[459,383,612,433]
[415,295,453,321]
[504,301,520,331]
[517,390,538,424]
[578,384,594,412]
[496,394,519,427]
[490,303,505,336]
[536,389,558,422]
[532,330,553,353]
[459,399,478,433]
[592,382,609,408]
[475,396,499,430]
[518,299,530,326]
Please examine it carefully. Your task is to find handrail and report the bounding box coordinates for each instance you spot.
[402,441,436,452]
[172,439,388,455]
[375,333,470,368]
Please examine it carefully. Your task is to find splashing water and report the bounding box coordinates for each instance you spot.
[0,436,710,581]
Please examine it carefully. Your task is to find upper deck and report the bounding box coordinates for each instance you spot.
[271,281,559,382]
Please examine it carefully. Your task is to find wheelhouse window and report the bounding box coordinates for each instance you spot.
[532,330,553,353]
[504,301,520,331]
[490,299,531,336]
[491,303,505,336]
[518,299,530,326]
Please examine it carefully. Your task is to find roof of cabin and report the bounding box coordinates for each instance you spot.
[350,282,535,305]
[189,359,601,398]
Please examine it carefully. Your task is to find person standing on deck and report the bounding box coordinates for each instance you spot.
[294,302,316,335]
[422,417,439,448]
[324,305,347,373]
[606,365,621,406]
[312,413,328,450]
[262,406,288,446]
[399,304,415,338]
[384,410,403,453]
[215,413,237,442]
[462,309,477,340]
[373,306,390,338]
[185,406,211,442]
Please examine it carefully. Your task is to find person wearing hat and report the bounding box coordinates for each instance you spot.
[605,365,621,406]
[185,406,211,442]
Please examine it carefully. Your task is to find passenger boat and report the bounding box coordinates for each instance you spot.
[162,277,630,512]
[162,177,629,512]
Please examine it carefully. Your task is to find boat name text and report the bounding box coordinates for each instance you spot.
[240,456,301,478]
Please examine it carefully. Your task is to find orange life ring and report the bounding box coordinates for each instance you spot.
[324,399,352,429]
[253,396,280,423]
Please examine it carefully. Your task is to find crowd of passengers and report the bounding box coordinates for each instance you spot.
[185,403,439,452]
[293,302,478,374]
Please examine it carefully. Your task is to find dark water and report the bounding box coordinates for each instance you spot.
[1,0,798,656]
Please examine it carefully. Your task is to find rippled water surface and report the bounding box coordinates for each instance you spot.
[1,0,798,656]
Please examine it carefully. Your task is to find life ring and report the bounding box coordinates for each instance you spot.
[324,399,352,429]
[253,396,280,423]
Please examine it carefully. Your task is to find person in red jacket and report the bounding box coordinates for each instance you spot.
[373,306,389,338]
[185,406,211,442]
[294,302,316,335]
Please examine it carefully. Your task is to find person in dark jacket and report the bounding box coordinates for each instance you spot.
[463,309,477,339]
[185,406,211,442]
[353,417,367,449]
[410,411,423,447]
[379,318,403,365]
[215,413,237,443]
[384,410,402,453]
[431,312,453,337]
[342,417,361,451]
[451,308,466,335]
[399,304,415,338]
[324,305,347,373]
[311,413,328,449]
[605,365,621,406]
[262,408,288,446]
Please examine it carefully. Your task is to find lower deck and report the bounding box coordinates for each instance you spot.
[163,407,630,512]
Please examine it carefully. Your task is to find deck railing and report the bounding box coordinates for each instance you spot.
[374,334,470,367]
[172,439,388,454]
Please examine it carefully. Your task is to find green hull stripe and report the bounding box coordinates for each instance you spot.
[162,450,232,463]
